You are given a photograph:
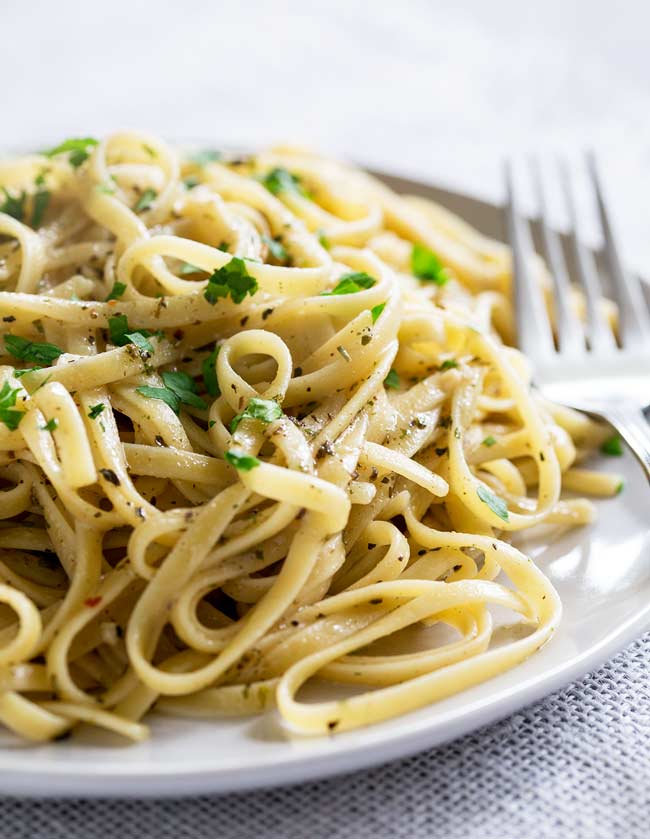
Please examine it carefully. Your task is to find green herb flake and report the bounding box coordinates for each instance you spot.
[230,397,282,433]
[482,435,497,447]
[411,243,448,285]
[371,303,386,323]
[318,230,331,250]
[183,175,200,190]
[161,370,208,410]
[1,187,26,222]
[601,434,623,457]
[107,315,153,351]
[261,168,307,197]
[188,149,222,166]
[125,331,154,354]
[142,144,157,158]
[0,381,24,430]
[43,137,98,168]
[31,190,50,228]
[204,257,258,305]
[88,403,105,420]
[440,359,458,370]
[134,188,157,213]
[384,368,400,390]
[106,281,127,301]
[4,335,63,365]
[135,385,180,414]
[96,182,116,195]
[616,480,625,495]
[321,272,376,296]
[477,485,509,521]
[201,345,221,397]
[262,235,288,263]
[225,450,261,471]
[40,417,58,432]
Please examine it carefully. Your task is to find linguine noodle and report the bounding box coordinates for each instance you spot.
[0,133,620,742]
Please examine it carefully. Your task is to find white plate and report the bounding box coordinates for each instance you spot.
[1,173,649,798]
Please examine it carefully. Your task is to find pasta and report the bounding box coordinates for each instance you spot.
[0,133,620,743]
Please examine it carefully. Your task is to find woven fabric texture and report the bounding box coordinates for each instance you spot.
[1,632,648,839]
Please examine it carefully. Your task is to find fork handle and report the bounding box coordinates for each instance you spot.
[601,406,650,481]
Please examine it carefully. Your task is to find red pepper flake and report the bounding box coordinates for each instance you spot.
[84,596,102,607]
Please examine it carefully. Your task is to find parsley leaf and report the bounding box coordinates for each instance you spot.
[1,187,26,222]
[183,175,200,190]
[371,303,385,323]
[5,335,63,365]
[40,417,58,432]
[31,190,50,228]
[440,359,458,370]
[107,315,153,351]
[411,243,448,285]
[261,168,307,197]
[189,149,222,166]
[477,485,509,521]
[43,137,98,168]
[262,235,288,263]
[384,369,400,390]
[230,397,282,433]
[0,381,24,430]
[225,450,261,471]
[321,272,376,296]
[88,403,105,420]
[161,371,207,410]
[601,434,623,456]
[201,345,220,397]
[135,385,180,413]
[14,367,41,378]
[106,281,126,301]
[318,230,331,250]
[204,257,258,305]
[482,435,497,447]
[134,188,157,213]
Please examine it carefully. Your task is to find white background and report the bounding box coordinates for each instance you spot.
[3,0,649,271]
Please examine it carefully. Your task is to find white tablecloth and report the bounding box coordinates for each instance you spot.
[2,1,649,835]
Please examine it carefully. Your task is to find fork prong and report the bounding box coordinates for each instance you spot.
[558,158,617,353]
[504,162,555,360]
[530,158,585,356]
[586,152,650,348]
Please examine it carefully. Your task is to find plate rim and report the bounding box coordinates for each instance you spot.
[0,166,648,798]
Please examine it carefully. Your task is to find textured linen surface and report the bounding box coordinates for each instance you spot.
[1,631,648,839]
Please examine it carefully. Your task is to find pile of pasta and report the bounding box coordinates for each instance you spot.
[0,133,619,742]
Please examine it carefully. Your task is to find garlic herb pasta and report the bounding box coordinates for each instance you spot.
[0,133,617,742]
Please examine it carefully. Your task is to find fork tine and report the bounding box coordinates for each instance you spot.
[586,152,650,348]
[530,158,585,356]
[558,158,617,353]
[504,162,555,359]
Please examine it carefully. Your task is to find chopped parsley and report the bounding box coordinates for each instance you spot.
[411,243,448,285]
[107,315,153,351]
[204,257,258,305]
[134,188,157,213]
[384,369,400,390]
[136,371,207,414]
[106,281,127,301]
[318,230,331,250]
[225,450,261,471]
[40,417,58,432]
[188,149,222,166]
[201,345,220,397]
[230,397,282,433]
[43,137,98,168]
[601,434,623,456]
[261,168,308,197]
[183,175,200,189]
[262,235,288,263]
[477,485,509,521]
[96,182,116,195]
[371,303,385,323]
[321,272,376,296]
[4,335,63,365]
[482,435,497,447]
[440,359,458,370]
[31,189,50,228]
[0,381,24,430]
[88,403,105,420]
[1,187,26,222]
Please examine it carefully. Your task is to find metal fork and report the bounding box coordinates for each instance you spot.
[504,156,650,482]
